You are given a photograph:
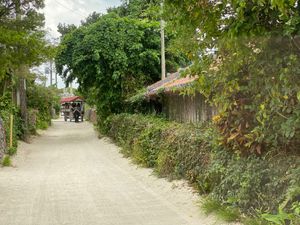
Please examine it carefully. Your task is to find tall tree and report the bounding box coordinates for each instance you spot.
[0,0,46,94]
[57,23,77,38]
[81,12,101,26]
[56,15,162,120]
[108,0,160,20]
[0,0,47,140]
[56,1,188,122]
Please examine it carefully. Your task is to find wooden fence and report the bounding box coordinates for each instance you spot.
[162,92,217,123]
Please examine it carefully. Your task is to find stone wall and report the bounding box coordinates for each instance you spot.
[0,116,7,159]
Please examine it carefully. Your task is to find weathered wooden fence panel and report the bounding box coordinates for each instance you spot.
[163,92,217,123]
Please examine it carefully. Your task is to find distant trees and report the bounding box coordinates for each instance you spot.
[57,23,77,38]
[56,0,188,122]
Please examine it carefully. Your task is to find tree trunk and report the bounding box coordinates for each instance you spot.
[19,76,29,141]
[15,65,29,142]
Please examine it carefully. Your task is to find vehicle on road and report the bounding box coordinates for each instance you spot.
[60,96,84,122]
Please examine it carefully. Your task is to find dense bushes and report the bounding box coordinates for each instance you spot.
[27,84,60,131]
[164,1,300,155]
[0,83,60,158]
[0,93,24,149]
[103,113,300,224]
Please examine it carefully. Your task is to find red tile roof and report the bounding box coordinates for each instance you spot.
[60,96,83,103]
[146,72,196,97]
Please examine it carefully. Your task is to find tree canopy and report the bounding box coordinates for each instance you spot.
[56,0,188,121]
[0,0,61,147]
[56,15,161,119]
[0,0,48,94]
[165,0,300,154]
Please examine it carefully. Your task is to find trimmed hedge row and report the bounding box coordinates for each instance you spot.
[103,113,300,223]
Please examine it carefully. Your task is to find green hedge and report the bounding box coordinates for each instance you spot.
[0,94,24,151]
[103,113,300,224]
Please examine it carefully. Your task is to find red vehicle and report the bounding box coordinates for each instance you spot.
[60,96,84,122]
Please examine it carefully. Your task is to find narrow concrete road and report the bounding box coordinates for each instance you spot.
[0,120,229,225]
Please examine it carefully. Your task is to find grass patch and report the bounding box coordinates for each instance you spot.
[37,120,49,130]
[2,155,11,167]
[218,207,240,222]
[7,146,17,156]
[202,198,240,222]
[242,217,267,225]
[202,198,221,214]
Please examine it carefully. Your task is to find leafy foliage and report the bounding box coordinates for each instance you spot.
[0,0,47,84]
[0,0,53,149]
[56,0,188,122]
[202,198,240,222]
[164,0,300,154]
[0,72,60,152]
[57,23,77,37]
[56,15,161,121]
[27,78,60,131]
[0,92,23,148]
[2,155,11,167]
[7,146,17,156]
[108,0,161,20]
[103,113,300,223]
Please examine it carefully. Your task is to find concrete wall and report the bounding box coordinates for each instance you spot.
[162,92,217,123]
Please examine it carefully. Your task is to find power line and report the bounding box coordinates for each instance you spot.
[53,0,87,18]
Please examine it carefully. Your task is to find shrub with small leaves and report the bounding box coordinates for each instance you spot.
[2,155,11,167]
[7,146,17,156]
[103,113,300,223]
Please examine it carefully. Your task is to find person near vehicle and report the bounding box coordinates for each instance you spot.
[73,103,81,123]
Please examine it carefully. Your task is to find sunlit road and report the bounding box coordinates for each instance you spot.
[0,119,230,225]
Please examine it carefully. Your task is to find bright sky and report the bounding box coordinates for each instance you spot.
[40,0,122,89]
[43,0,122,38]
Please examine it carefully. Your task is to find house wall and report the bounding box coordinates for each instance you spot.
[162,92,217,123]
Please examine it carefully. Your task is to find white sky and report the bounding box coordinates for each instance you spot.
[40,0,122,88]
[43,0,122,38]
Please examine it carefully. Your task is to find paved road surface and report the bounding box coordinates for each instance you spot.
[0,119,230,225]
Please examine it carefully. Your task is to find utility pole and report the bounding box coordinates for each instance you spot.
[10,89,13,147]
[55,71,58,88]
[160,0,166,80]
[49,60,53,86]
[70,81,73,95]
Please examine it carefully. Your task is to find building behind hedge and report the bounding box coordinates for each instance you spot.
[146,72,217,123]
